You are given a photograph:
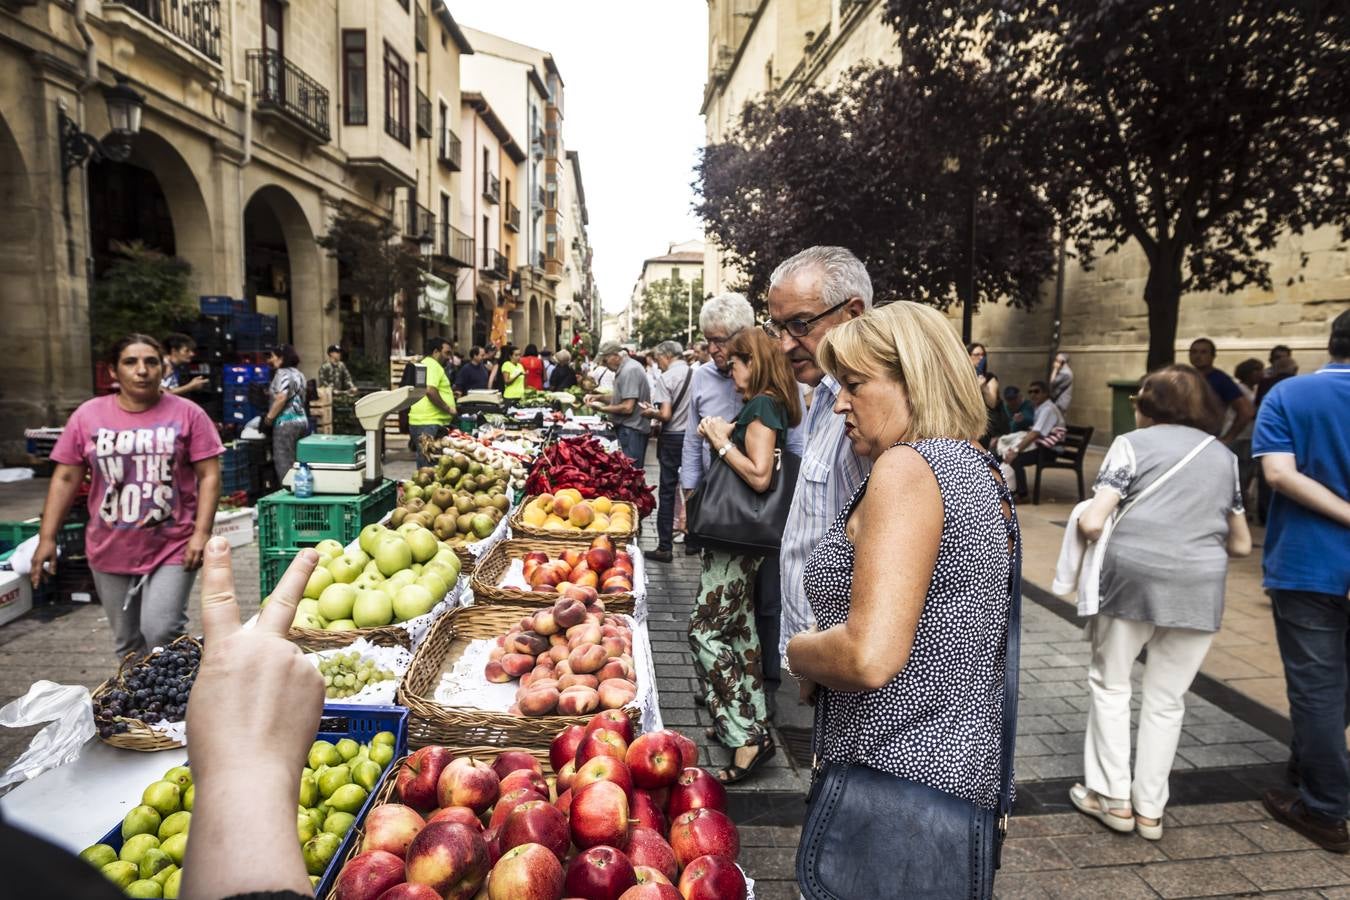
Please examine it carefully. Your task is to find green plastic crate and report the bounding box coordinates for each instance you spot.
[0,519,85,558]
[256,479,396,552]
[259,549,295,599]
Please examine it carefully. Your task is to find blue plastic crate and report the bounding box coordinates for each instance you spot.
[91,704,408,898]
[199,296,246,316]
[223,364,273,386]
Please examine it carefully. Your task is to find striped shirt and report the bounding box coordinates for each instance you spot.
[779,375,870,659]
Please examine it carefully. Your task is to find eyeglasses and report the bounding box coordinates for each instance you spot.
[761,299,851,339]
[705,327,743,348]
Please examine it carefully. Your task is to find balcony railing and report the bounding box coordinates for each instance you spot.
[405,199,434,241]
[505,202,520,232]
[481,246,509,279]
[416,89,431,139]
[385,107,409,146]
[247,49,330,141]
[483,173,500,204]
[414,2,428,51]
[438,128,462,170]
[437,223,474,267]
[109,0,221,62]
[536,185,547,209]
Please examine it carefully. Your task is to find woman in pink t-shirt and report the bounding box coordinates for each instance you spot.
[33,334,224,659]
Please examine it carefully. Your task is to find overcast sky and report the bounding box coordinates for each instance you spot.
[452,2,708,316]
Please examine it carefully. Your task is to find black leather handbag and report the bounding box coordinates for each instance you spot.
[686,446,799,554]
[795,539,1023,899]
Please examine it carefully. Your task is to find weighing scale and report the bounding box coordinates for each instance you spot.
[281,382,424,494]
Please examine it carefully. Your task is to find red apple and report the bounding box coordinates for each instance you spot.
[488,786,547,830]
[569,779,631,850]
[584,709,635,745]
[574,755,635,801]
[619,883,681,900]
[564,845,638,900]
[676,854,746,900]
[492,750,543,781]
[427,806,484,832]
[626,827,677,882]
[397,746,455,812]
[668,809,739,867]
[373,884,441,900]
[630,791,666,834]
[335,849,405,900]
[625,733,681,790]
[632,866,674,886]
[404,821,490,900]
[438,757,501,815]
[500,799,571,863]
[487,841,566,900]
[555,759,578,793]
[499,767,550,799]
[665,768,727,820]
[668,732,698,769]
[554,787,573,818]
[576,729,629,767]
[550,724,586,773]
[480,825,503,866]
[360,803,426,858]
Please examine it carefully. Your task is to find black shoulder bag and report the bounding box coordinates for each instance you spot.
[686,444,799,555]
[795,534,1022,899]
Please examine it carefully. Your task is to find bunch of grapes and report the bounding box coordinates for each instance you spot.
[318,651,395,699]
[94,639,201,738]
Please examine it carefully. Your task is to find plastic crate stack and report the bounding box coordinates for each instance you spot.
[222,363,272,427]
[232,311,280,352]
[255,480,398,597]
[0,518,94,605]
[219,443,253,496]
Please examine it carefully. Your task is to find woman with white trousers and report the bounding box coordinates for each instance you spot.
[1070,364,1251,839]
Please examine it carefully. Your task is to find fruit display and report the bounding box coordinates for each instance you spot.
[318,650,398,700]
[482,595,640,718]
[427,433,530,492]
[330,714,746,900]
[93,637,201,742]
[516,536,635,597]
[287,523,462,633]
[395,452,514,551]
[524,436,655,518]
[77,730,398,898]
[518,490,636,536]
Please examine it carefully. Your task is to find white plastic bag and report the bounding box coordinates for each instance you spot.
[0,682,96,790]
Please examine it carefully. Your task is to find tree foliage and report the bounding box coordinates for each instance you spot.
[695,62,1060,311]
[90,241,196,357]
[884,0,1350,369]
[317,210,425,358]
[634,276,705,347]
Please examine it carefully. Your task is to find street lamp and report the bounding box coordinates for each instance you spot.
[59,75,146,177]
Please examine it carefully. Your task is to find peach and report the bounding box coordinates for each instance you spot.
[557,685,600,716]
[523,550,550,566]
[531,609,559,636]
[552,597,588,628]
[601,636,628,659]
[567,622,603,647]
[569,643,607,675]
[484,660,512,684]
[517,686,560,717]
[560,548,585,569]
[599,678,638,709]
[488,645,505,662]
[558,672,599,691]
[586,546,614,573]
[569,503,595,528]
[547,644,570,664]
[596,659,628,682]
[501,653,535,678]
[573,570,599,589]
[551,494,574,518]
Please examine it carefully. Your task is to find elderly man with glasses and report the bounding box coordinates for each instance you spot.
[1000,379,1067,499]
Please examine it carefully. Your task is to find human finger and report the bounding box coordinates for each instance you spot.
[256,549,320,635]
[198,537,241,643]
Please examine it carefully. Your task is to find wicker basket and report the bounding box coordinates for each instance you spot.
[287,621,413,651]
[508,498,640,542]
[91,636,202,751]
[397,605,640,752]
[470,537,636,616]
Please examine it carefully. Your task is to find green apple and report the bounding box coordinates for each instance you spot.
[126,878,163,898]
[369,742,395,767]
[323,810,357,836]
[142,781,182,817]
[162,766,192,790]
[352,590,394,628]
[372,730,396,747]
[181,784,194,812]
[317,583,358,621]
[303,565,335,600]
[122,805,162,840]
[157,811,191,840]
[393,584,436,622]
[416,571,449,604]
[102,861,139,888]
[119,833,161,865]
[297,810,317,844]
[358,523,388,556]
[138,848,174,880]
[163,868,182,898]
[302,832,342,876]
[374,536,412,576]
[352,758,383,791]
[326,618,357,631]
[406,527,439,563]
[309,875,321,891]
[317,764,351,798]
[308,740,342,769]
[314,539,345,559]
[344,547,371,569]
[397,522,424,538]
[363,559,383,577]
[292,610,323,630]
[160,832,188,865]
[327,783,368,815]
[410,562,424,574]
[151,863,177,887]
[326,555,361,585]
[80,844,118,869]
[298,772,318,807]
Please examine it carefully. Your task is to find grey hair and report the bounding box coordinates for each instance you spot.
[653,340,683,358]
[769,246,873,310]
[554,349,571,365]
[698,292,755,335]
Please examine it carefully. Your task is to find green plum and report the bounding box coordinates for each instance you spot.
[125,878,163,898]
[138,848,174,880]
[369,743,394,767]
[158,811,191,840]
[162,766,192,789]
[302,832,341,876]
[326,783,368,815]
[297,811,317,844]
[181,784,194,812]
[308,740,342,769]
[335,738,360,761]
[298,772,318,808]
[119,833,161,865]
[141,781,182,817]
[122,805,162,840]
[317,764,351,799]
[79,844,117,869]
[162,868,182,899]
[160,832,188,866]
[352,758,382,791]
[101,861,138,888]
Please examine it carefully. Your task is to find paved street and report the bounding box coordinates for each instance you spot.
[2,453,1348,897]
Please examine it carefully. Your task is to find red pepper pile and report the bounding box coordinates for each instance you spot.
[524,436,655,517]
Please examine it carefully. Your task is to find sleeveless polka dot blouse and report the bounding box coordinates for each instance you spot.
[804,438,1017,810]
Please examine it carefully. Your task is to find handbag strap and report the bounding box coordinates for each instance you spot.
[997,529,1022,831]
[1114,435,1215,526]
[671,367,694,415]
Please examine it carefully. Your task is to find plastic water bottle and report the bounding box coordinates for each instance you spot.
[294,462,314,498]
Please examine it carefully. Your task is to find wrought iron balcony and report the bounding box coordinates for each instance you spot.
[247,49,330,141]
[481,246,509,280]
[108,0,222,62]
[536,251,546,270]
[436,223,474,267]
[414,3,428,51]
[405,199,434,241]
[505,202,520,232]
[416,89,431,139]
[483,173,500,204]
[438,128,462,170]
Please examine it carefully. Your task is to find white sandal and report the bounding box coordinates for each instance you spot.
[1069,784,1135,833]
[1135,815,1163,841]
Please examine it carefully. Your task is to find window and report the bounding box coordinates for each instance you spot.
[545,224,557,262]
[342,31,366,125]
[671,267,681,284]
[482,215,490,266]
[383,43,409,145]
[439,192,450,251]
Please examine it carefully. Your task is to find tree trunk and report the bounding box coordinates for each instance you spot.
[1142,256,1183,372]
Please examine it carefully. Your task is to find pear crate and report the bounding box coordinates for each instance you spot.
[257,479,397,552]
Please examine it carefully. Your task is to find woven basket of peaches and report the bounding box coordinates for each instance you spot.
[470,535,637,617]
[509,489,639,541]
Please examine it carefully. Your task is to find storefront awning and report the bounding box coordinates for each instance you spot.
[419,272,452,324]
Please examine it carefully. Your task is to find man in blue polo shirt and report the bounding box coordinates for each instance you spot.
[1190,337,1254,445]
[1254,310,1350,853]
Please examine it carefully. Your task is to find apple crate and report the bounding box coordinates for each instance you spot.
[257,479,397,553]
[91,703,408,900]
[470,537,636,616]
[508,497,640,542]
[396,604,641,754]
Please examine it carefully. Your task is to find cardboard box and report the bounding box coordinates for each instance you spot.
[0,569,33,626]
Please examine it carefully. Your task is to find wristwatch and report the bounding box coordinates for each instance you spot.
[717,444,731,459]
